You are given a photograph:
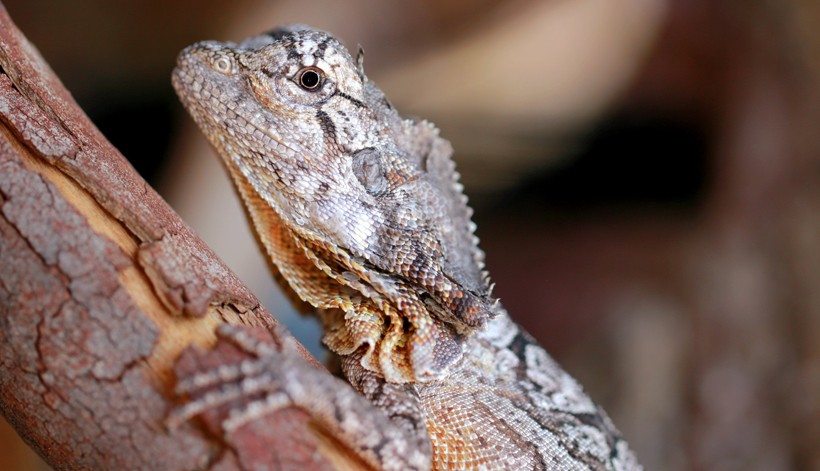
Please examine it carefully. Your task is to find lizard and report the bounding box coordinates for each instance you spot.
[171,25,642,470]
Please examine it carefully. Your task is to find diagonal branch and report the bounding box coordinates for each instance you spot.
[0,3,359,470]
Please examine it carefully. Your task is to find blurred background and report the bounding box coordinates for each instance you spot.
[1,0,818,469]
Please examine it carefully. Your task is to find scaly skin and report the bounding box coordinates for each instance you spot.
[172,25,642,470]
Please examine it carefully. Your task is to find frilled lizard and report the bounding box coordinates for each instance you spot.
[171,25,642,470]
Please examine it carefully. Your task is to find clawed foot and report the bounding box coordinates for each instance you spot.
[168,323,431,471]
[169,324,297,431]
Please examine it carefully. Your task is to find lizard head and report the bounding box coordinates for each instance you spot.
[173,26,501,381]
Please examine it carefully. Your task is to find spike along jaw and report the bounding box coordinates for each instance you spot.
[172,27,499,381]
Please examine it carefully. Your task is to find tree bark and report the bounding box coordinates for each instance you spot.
[0,3,359,469]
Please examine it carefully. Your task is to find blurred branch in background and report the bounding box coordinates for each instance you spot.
[2,0,818,469]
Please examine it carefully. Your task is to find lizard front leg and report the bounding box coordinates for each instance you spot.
[171,324,432,471]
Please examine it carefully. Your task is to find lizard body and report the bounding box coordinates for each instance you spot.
[172,25,642,470]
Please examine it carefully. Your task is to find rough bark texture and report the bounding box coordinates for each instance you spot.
[0,4,351,470]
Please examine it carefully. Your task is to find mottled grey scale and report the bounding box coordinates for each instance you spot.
[313,38,330,58]
[508,331,537,365]
[575,410,621,453]
[315,110,337,142]
[287,46,302,61]
[265,26,304,41]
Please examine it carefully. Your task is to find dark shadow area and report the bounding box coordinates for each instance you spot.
[503,112,709,214]
[84,90,177,183]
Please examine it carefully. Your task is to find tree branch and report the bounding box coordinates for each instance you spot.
[0,3,357,469]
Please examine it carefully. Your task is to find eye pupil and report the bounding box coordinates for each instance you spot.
[299,69,321,90]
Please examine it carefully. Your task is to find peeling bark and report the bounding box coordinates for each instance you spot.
[0,3,351,469]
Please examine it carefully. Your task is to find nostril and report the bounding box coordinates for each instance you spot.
[211,55,234,75]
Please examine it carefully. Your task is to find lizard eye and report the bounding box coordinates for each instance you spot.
[296,67,324,91]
